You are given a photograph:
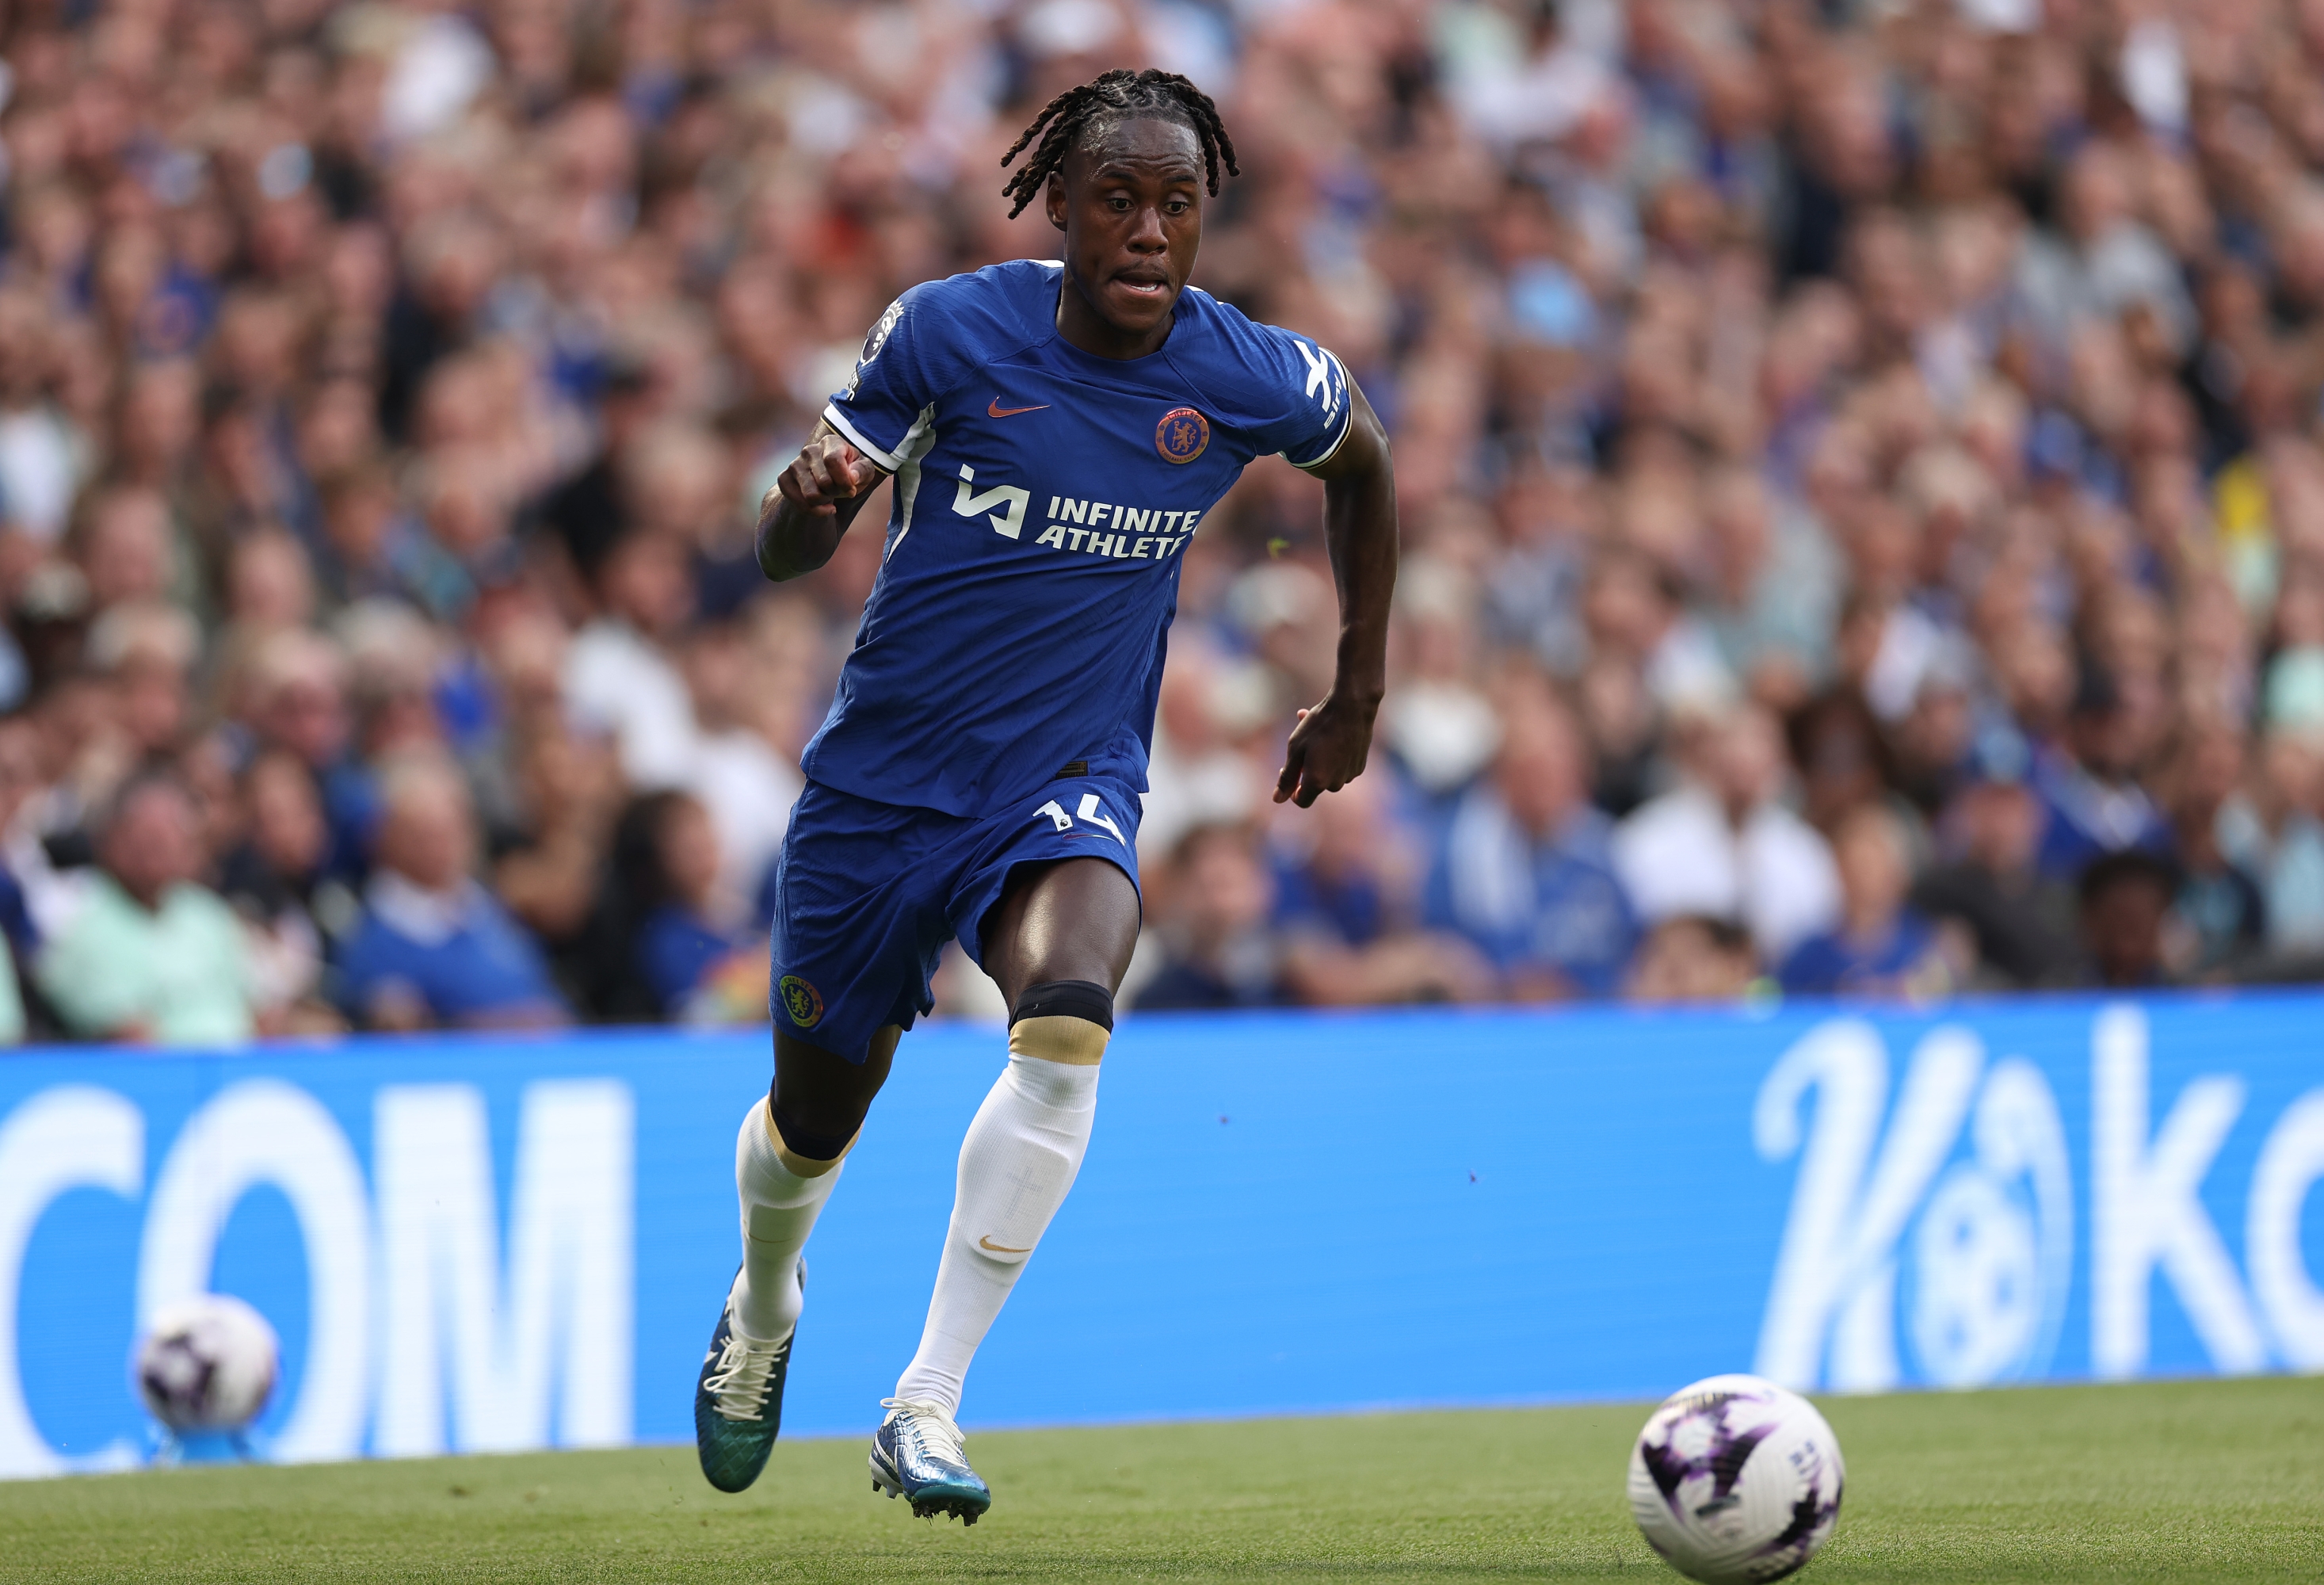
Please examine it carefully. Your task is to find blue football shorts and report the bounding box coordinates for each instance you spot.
[765,773,1143,1063]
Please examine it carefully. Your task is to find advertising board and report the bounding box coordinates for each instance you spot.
[2,995,2318,1475]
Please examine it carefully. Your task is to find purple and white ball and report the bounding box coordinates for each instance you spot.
[1627,1373,1845,1583]
[134,1294,280,1434]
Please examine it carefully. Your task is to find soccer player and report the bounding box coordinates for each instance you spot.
[693,69,1397,1523]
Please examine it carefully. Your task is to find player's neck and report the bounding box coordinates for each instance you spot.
[1054,280,1173,361]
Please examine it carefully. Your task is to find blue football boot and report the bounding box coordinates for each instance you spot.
[869,1397,992,1524]
[693,1264,800,1493]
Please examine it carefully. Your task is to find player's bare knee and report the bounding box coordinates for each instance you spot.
[765,1069,882,1174]
[765,1097,854,1177]
[1007,980,1112,1067]
[765,1025,896,1173]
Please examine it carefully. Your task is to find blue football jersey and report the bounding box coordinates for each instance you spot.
[802,258,1353,816]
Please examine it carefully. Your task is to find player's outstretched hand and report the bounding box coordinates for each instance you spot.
[774,432,876,520]
[1273,692,1378,808]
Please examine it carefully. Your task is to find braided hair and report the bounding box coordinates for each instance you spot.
[999,68,1238,219]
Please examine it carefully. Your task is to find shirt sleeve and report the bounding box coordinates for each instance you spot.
[1241,324,1355,470]
[822,284,959,472]
[0,937,21,1045]
[36,909,143,1036]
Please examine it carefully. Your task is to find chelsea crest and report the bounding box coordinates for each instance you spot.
[1154,407,1210,464]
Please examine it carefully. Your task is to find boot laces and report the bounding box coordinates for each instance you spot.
[705,1329,784,1421]
[881,1397,968,1467]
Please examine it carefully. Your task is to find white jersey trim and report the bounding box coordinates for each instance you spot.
[823,403,902,473]
[1288,351,1356,472]
[884,405,941,561]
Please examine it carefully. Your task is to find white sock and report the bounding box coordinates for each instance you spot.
[732,1098,844,1342]
[894,1048,1101,1415]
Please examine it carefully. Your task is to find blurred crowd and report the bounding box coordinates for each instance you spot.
[2,0,2322,1043]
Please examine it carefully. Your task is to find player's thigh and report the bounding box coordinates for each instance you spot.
[771,1023,903,1147]
[979,857,1142,1006]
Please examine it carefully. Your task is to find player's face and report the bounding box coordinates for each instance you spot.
[1048,117,1202,353]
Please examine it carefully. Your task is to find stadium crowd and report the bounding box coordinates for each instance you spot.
[0,0,2318,1041]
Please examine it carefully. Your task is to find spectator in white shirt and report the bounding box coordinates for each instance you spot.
[682,621,802,903]
[0,290,88,549]
[563,524,701,792]
[1612,704,1841,963]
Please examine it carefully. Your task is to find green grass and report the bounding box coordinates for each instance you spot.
[0,1378,2318,1582]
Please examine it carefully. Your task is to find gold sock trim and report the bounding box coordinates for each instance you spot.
[1008,1014,1110,1066]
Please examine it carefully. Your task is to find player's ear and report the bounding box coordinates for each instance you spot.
[1045,170,1067,232]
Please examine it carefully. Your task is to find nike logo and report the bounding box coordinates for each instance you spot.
[978,1236,1032,1254]
[988,398,1049,418]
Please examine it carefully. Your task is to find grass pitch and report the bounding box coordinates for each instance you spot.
[1,1377,2318,1583]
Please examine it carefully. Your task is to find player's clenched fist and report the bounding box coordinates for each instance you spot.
[755,423,884,580]
[773,431,876,519]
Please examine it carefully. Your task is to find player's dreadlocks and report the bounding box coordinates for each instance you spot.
[999,68,1238,219]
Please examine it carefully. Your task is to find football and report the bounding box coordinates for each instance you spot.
[134,1294,280,1435]
[1627,1373,1845,1583]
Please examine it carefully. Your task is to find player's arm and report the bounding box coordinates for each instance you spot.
[756,418,887,581]
[1275,376,1395,808]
